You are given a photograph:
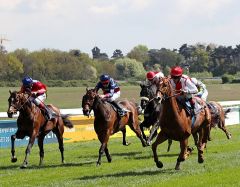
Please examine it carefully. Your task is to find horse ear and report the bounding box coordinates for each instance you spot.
[86,87,89,92]
[9,90,12,94]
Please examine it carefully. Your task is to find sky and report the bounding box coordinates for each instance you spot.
[0,0,239,57]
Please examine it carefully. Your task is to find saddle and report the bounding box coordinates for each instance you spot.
[177,97,205,117]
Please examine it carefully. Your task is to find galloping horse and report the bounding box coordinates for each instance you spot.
[7,91,74,168]
[207,101,231,139]
[152,77,211,170]
[82,88,147,166]
[139,82,173,150]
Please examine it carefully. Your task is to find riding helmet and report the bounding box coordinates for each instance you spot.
[100,74,110,82]
[170,66,183,77]
[22,76,33,86]
[146,71,155,80]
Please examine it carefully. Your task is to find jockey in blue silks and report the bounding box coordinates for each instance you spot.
[95,74,127,117]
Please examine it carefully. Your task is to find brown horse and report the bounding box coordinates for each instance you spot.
[152,77,211,170]
[207,101,231,139]
[82,88,147,166]
[7,91,74,168]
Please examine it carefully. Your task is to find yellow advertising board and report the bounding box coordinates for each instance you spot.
[63,115,142,143]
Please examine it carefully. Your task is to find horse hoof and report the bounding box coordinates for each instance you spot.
[11,157,17,163]
[96,162,101,166]
[198,157,204,163]
[155,161,163,168]
[20,164,27,169]
[123,142,131,146]
[227,134,232,139]
[146,141,151,146]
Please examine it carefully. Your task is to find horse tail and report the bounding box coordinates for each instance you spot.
[224,108,231,118]
[61,114,74,128]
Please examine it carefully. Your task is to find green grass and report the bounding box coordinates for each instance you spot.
[1,83,240,112]
[0,125,240,186]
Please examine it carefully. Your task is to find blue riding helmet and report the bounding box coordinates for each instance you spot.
[22,76,33,86]
[100,74,110,82]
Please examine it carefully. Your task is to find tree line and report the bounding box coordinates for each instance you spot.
[0,43,240,86]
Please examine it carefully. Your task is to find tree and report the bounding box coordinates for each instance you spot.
[127,45,149,63]
[115,58,146,80]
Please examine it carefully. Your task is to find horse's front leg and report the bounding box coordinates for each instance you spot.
[38,132,46,166]
[11,134,17,162]
[21,131,37,169]
[121,127,130,146]
[97,133,110,166]
[11,131,25,163]
[152,131,168,168]
[140,122,147,142]
[175,138,188,170]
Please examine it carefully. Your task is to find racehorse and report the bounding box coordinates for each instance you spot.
[82,88,147,166]
[152,77,211,170]
[139,82,173,150]
[7,90,74,168]
[207,101,232,139]
[140,81,156,110]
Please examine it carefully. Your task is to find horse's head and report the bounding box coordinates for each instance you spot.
[7,90,29,118]
[140,81,157,110]
[157,77,172,98]
[82,88,98,116]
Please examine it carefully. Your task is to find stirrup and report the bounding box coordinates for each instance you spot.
[118,110,127,117]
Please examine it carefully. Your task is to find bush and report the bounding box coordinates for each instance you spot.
[222,74,234,84]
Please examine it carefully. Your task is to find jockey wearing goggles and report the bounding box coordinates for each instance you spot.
[169,66,198,115]
[95,74,127,117]
[21,76,53,120]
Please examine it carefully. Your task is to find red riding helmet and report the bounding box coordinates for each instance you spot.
[170,66,183,77]
[146,71,155,81]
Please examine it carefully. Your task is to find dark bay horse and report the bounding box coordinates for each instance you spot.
[7,91,74,168]
[139,82,173,150]
[152,77,211,170]
[82,88,147,166]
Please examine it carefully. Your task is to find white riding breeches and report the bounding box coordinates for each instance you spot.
[30,93,47,106]
[105,91,120,102]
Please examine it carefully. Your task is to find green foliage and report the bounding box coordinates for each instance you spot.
[222,74,234,83]
[115,57,146,80]
[127,44,149,63]
[190,71,213,78]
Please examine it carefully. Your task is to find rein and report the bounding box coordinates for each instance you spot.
[12,95,31,111]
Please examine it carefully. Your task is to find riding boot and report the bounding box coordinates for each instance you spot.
[39,103,53,120]
[110,101,127,117]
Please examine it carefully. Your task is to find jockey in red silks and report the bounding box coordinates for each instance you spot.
[95,74,128,117]
[20,76,52,120]
[169,66,198,115]
[146,71,164,85]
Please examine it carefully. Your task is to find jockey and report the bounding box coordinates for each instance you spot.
[191,77,208,101]
[95,74,127,117]
[169,66,198,115]
[20,76,52,120]
[146,71,164,86]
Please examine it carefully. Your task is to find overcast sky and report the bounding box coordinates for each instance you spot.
[0,0,239,56]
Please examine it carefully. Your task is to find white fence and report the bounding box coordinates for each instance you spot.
[1,101,240,125]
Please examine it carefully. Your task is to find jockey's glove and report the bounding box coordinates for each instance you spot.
[31,92,37,98]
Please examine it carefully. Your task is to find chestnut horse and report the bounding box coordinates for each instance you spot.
[82,88,147,166]
[7,91,74,168]
[152,77,211,170]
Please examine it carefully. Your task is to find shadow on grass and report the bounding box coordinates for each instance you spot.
[0,161,96,170]
[76,169,176,181]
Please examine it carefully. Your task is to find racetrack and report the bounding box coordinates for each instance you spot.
[0,125,240,186]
